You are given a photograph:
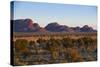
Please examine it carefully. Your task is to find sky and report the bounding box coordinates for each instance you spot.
[11,1,97,29]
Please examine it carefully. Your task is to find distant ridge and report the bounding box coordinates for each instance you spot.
[12,19,97,32]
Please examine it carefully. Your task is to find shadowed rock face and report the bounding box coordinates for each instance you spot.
[45,22,96,32]
[12,19,97,32]
[45,22,74,32]
[12,19,47,32]
[80,25,95,32]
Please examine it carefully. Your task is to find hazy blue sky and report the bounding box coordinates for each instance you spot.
[12,1,97,29]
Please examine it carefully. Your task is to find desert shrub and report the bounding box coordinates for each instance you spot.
[28,41,36,49]
[14,39,29,53]
[67,48,83,62]
[29,41,38,53]
[62,38,73,48]
[36,38,48,49]
[82,37,95,50]
[14,39,30,65]
[45,38,60,59]
[77,38,85,47]
[37,38,46,44]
